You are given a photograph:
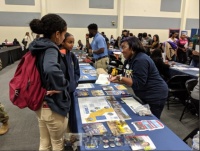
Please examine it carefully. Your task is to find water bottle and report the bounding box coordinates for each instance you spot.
[192,131,199,151]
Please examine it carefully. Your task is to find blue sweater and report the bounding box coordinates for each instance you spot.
[65,51,80,93]
[123,52,168,104]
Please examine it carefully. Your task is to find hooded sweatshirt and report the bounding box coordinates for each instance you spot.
[29,38,71,116]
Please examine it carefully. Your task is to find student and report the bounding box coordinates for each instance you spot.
[0,103,9,135]
[60,32,80,132]
[29,14,71,151]
[108,37,168,119]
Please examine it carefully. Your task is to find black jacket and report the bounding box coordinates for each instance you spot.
[29,38,71,116]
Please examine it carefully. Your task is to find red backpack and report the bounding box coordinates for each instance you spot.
[9,51,46,111]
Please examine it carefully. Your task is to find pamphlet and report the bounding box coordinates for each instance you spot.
[91,90,105,96]
[107,120,133,136]
[114,84,127,90]
[132,120,164,131]
[82,123,107,135]
[125,134,156,150]
[76,83,94,89]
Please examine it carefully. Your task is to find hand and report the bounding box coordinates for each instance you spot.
[171,61,175,65]
[88,49,93,54]
[86,34,89,39]
[192,50,200,56]
[46,90,61,96]
[108,75,119,83]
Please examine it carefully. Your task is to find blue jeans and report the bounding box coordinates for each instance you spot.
[190,59,199,67]
[148,99,167,119]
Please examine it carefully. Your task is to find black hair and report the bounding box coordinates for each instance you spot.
[63,32,73,41]
[121,36,146,53]
[88,23,98,30]
[122,30,128,33]
[150,48,162,60]
[142,32,147,38]
[148,34,151,37]
[29,14,67,38]
[153,34,159,42]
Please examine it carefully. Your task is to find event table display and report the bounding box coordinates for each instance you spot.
[72,83,191,151]
[0,46,23,70]
[169,62,199,78]
[78,63,97,83]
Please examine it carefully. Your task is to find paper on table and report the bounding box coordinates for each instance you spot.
[79,63,90,66]
[95,74,110,85]
[77,83,94,89]
[171,65,188,70]
[121,97,142,113]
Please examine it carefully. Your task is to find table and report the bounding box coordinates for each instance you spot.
[169,62,199,78]
[78,63,97,83]
[72,50,88,62]
[74,83,191,150]
[0,46,23,70]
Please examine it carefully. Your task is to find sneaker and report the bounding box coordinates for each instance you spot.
[0,122,9,135]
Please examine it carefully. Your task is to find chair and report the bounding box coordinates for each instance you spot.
[167,75,192,110]
[179,79,198,121]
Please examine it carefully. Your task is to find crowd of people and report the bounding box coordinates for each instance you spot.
[0,13,199,151]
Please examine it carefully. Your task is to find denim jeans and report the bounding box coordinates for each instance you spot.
[148,98,167,119]
[190,59,199,67]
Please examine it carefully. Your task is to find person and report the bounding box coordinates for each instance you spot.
[0,103,9,135]
[86,23,109,71]
[110,35,115,45]
[190,36,199,67]
[13,38,20,45]
[142,32,152,55]
[168,32,178,43]
[177,33,188,63]
[29,13,71,151]
[150,34,160,54]
[22,32,31,48]
[114,36,121,49]
[121,30,129,40]
[191,78,199,101]
[77,40,83,50]
[60,32,80,132]
[150,49,171,81]
[108,37,168,119]
[138,33,143,41]
[2,39,8,45]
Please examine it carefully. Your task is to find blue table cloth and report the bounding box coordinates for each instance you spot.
[169,62,199,78]
[74,83,191,151]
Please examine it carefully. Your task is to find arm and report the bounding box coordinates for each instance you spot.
[109,59,149,89]
[72,53,80,84]
[108,75,133,86]
[43,48,68,91]
[92,37,105,54]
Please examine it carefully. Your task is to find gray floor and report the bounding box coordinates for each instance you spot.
[0,61,198,150]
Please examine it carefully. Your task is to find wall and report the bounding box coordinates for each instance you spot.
[0,0,199,45]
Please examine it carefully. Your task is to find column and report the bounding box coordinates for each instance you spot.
[180,0,189,30]
[117,0,124,36]
[40,0,47,18]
